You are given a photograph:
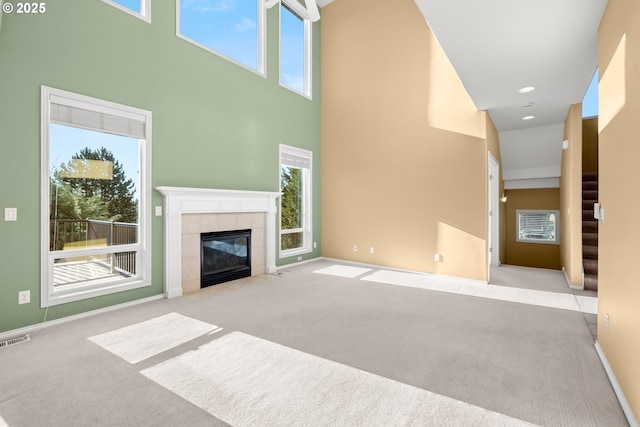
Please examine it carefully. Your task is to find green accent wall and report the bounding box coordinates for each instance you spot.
[0,0,321,333]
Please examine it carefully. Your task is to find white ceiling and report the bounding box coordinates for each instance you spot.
[320,0,608,188]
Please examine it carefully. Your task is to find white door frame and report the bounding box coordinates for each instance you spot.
[488,152,500,279]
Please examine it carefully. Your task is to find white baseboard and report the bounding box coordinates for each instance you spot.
[276,257,319,270]
[562,266,583,290]
[0,294,164,341]
[595,341,639,427]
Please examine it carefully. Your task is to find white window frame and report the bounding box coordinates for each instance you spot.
[40,86,152,307]
[279,0,313,98]
[176,0,267,77]
[279,144,312,258]
[516,210,560,245]
[103,0,151,23]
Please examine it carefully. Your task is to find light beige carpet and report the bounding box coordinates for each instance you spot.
[141,331,536,427]
[345,268,596,314]
[88,312,217,363]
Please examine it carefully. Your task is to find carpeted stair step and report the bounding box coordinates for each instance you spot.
[583,172,599,182]
[582,172,598,292]
[583,221,598,233]
[582,199,598,210]
[583,245,598,260]
[583,258,598,275]
[584,274,598,291]
[583,232,598,246]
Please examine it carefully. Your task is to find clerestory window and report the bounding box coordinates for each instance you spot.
[280,0,312,97]
[178,0,266,75]
[103,0,151,22]
[41,86,152,307]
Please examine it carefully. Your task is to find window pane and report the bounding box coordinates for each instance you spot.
[281,232,303,251]
[279,144,312,257]
[281,166,303,230]
[517,211,558,243]
[112,0,141,13]
[49,124,140,251]
[582,68,598,118]
[280,4,305,93]
[180,0,259,71]
[53,251,137,288]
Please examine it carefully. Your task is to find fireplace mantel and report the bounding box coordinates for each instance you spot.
[156,186,281,298]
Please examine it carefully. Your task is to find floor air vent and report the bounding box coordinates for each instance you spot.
[0,334,30,349]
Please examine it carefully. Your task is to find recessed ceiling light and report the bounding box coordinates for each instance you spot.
[518,86,535,94]
[522,115,536,120]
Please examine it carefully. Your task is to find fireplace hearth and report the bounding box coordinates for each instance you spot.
[201,229,251,287]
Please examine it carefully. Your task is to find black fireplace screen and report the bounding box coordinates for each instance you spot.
[201,229,251,287]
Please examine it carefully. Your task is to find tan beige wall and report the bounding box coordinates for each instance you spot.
[598,0,640,419]
[560,104,583,285]
[504,188,562,270]
[320,0,489,281]
[486,116,506,264]
[582,117,598,174]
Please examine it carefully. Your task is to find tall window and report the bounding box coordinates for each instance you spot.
[280,0,312,97]
[517,210,560,244]
[582,68,599,118]
[280,144,312,256]
[103,0,151,22]
[41,86,152,307]
[178,0,266,74]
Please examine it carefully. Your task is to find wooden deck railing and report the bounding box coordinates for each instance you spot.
[50,219,137,274]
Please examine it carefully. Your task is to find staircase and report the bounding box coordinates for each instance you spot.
[582,172,598,291]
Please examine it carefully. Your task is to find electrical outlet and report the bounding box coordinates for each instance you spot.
[434,253,442,262]
[353,245,358,252]
[605,313,610,333]
[369,247,374,254]
[18,290,30,305]
[297,256,302,261]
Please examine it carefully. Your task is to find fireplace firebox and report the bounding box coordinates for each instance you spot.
[201,229,251,287]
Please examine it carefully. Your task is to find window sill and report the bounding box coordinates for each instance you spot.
[279,247,312,259]
[43,278,151,308]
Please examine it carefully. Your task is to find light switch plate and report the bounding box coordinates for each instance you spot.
[4,207,17,221]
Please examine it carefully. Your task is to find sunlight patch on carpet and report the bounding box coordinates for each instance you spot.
[575,296,598,315]
[0,413,8,427]
[361,270,587,312]
[141,331,535,426]
[89,313,217,363]
[313,264,372,278]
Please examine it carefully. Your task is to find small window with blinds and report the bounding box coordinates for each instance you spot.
[103,0,151,23]
[41,86,152,307]
[517,210,560,244]
[279,144,312,257]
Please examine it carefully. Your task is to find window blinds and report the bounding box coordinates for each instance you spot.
[281,151,311,169]
[50,103,146,139]
[517,211,558,242]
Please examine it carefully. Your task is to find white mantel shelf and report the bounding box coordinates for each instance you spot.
[156,186,281,299]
